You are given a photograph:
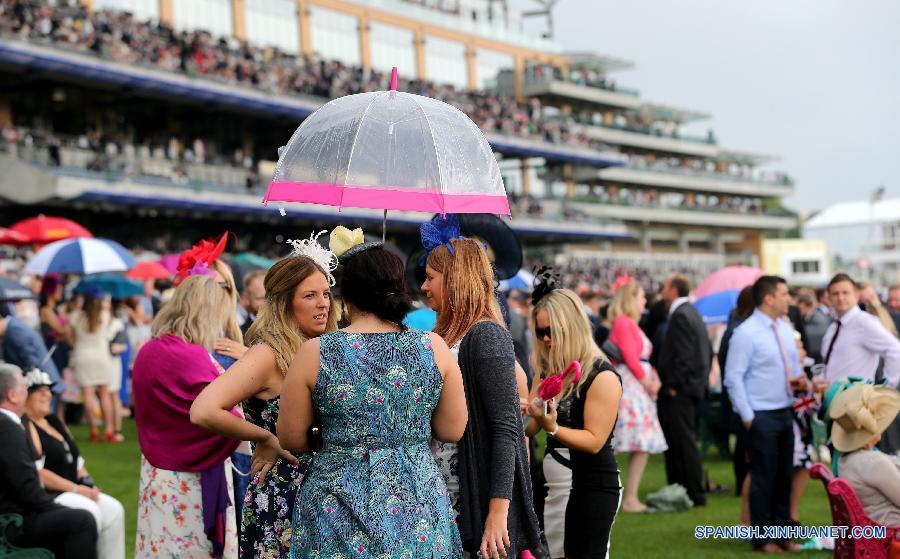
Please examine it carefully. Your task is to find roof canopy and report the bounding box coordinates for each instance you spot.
[805,198,900,229]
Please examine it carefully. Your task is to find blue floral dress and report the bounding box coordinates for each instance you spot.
[289,329,462,558]
[241,396,307,558]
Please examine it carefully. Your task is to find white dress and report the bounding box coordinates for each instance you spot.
[69,311,122,388]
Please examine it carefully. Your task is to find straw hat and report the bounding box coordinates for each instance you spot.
[829,384,900,452]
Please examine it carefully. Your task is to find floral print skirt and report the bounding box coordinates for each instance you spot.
[240,456,308,558]
[613,365,668,454]
[136,455,238,559]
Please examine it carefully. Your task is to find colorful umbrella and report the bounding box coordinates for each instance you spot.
[75,274,144,299]
[126,261,171,280]
[694,289,741,325]
[693,266,764,299]
[264,67,509,237]
[499,269,537,292]
[9,215,93,243]
[0,227,30,245]
[231,253,276,269]
[158,254,181,275]
[24,238,136,275]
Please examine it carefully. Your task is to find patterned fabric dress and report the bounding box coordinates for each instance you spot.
[289,329,462,558]
[613,329,668,454]
[240,396,307,559]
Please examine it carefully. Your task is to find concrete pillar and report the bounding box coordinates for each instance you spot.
[159,0,173,26]
[563,163,575,198]
[640,228,652,252]
[713,232,725,254]
[520,159,531,195]
[466,45,477,91]
[678,230,689,253]
[513,55,524,101]
[0,98,11,128]
[231,0,246,42]
[414,29,426,80]
[358,13,371,72]
[297,0,311,57]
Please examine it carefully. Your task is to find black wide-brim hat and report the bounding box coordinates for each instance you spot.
[406,213,523,292]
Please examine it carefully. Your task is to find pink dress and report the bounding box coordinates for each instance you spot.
[611,318,668,454]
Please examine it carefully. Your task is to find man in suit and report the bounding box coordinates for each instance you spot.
[0,363,97,558]
[656,274,712,506]
[796,290,832,363]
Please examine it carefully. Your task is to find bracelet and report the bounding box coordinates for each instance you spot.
[548,424,560,437]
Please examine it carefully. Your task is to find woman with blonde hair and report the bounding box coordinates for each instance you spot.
[68,287,123,443]
[604,281,666,514]
[420,215,541,559]
[192,234,339,558]
[132,274,242,558]
[525,273,622,559]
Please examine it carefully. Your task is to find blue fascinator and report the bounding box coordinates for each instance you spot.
[419,214,465,264]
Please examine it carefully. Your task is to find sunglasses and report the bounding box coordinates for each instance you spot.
[535,326,552,340]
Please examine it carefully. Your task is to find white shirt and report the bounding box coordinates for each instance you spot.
[821,305,900,386]
[669,296,690,316]
[0,407,22,425]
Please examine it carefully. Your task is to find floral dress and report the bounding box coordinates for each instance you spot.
[613,328,668,454]
[240,396,307,558]
[290,329,462,558]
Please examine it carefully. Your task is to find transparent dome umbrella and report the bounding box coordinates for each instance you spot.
[263,68,510,240]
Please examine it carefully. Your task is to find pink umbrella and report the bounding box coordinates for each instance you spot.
[693,266,764,299]
[158,254,181,275]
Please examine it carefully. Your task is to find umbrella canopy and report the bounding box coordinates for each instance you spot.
[158,254,181,275]
[24,238,136,275]
[0,227,30,245]
[75,274,144,299]
[499,269,536,292]
[126,261,171,280]
[0,278,35,301]
[694,289,741,325]
[231,253,277,269]
[264,68,509,216]
[693,266,764,299]
[9,215,93,244]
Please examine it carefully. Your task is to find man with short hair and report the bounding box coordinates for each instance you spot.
[888,285,900,314]
[0,363,98,558]
[796,290,831,363]
[724,276,807,553]
[818,273,900,388]
[239,270,267,336]
[657,274,712,506]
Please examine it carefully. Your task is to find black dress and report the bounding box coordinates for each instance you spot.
[564,360,622,559]
[28,415,81,496]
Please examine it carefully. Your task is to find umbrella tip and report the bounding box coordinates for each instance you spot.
[390,67,398,91]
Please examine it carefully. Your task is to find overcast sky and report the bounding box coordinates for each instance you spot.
[508,0,900,214]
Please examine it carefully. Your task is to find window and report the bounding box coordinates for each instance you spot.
[424,36,466,89]
[791,260,820,274]
[245,0,299,53]
[309,6,360,66]
[370,23,415,78]
[95,0,159,20]
[174,0,233,38]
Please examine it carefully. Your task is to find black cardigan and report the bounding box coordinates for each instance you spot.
[456,321,542,553]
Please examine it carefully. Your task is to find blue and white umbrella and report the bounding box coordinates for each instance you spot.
[694,289,741,325]
[24,238,136,275]
[499,269,536,292]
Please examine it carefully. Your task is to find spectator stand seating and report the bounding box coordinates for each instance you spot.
[809,463,900,559]
[0,514,53,558]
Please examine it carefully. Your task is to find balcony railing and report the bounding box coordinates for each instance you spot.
[524,72,641,98]
[616,161,794,187]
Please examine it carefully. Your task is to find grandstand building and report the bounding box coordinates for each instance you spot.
[0,0,795,267]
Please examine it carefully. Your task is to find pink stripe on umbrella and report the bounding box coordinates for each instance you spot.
[693,265,764,299]
[265,181,510,215]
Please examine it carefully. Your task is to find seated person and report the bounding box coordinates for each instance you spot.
[830,383,900,525]
[0,363,97,558]
[22,368,125,559]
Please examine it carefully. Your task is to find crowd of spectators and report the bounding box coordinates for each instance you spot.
[578,184,769,215]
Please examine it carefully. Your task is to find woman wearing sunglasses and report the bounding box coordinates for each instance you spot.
[419,215,541,559]
[525,275,622,559]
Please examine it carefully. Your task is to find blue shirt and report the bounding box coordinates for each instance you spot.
[723,309,803,423]
[1,317,64,394]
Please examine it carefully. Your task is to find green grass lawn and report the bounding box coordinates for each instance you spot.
[73,420,833,558]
